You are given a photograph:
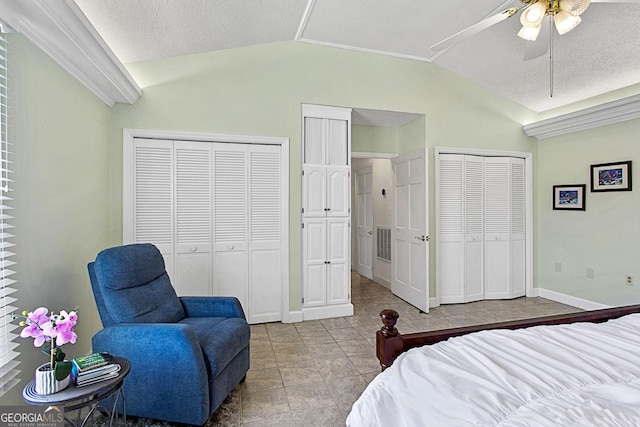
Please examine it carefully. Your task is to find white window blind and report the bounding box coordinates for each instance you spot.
[0,32,19,397]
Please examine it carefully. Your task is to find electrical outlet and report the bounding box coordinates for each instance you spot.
[555,262,562,272]
[586,268,595,279]
[626,274,634,286]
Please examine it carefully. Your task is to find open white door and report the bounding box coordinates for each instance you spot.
[391,149,429,312]
[356,166,373,279]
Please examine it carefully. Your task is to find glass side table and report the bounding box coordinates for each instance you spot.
[23,356,130,427]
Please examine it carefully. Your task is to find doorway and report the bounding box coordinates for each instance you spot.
[350,108,428,311]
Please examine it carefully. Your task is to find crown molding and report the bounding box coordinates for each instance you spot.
[0,0,140,106]
[523,93,640,139]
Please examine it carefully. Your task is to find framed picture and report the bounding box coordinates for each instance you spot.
[553,184,586,211]
[590,161,632,192]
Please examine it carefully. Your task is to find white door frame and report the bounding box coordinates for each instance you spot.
[122,128,291,321]
[434,146,533,305]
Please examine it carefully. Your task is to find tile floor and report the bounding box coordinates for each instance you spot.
[203,273,581,426]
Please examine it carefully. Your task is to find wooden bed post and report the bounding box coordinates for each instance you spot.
[376,309,404,371]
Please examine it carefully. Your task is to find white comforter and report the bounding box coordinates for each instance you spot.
[347,313,640,427]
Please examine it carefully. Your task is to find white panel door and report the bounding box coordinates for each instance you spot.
[303,219,327,307]
[464,156,484,302]
[248,146,282,323]
[213,146,249,312]
[327,218,350,304]
[438,154,464,304]
[484,157,511,299]
[327,166,350,217]
[130,138,175,279]
[391,149,429,313]
[302,165,326,217]
[356,167,373,279]
[174,141,212,296]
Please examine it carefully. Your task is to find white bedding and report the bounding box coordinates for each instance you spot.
[347,313,640,427]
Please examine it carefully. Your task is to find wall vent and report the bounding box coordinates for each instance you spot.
[376,226,391,262]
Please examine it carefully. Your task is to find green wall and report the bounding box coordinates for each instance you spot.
[111,41,537,311]
[352,124,398,154]
[536,117,640,306]
[3,34,111,404]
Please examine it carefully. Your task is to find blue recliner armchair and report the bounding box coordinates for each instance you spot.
[87,243,250,425]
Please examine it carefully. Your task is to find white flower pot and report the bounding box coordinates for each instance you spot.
[34,363,70,395]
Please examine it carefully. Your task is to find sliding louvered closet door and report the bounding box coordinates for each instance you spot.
[438,154,525,304]
[127,138,282,324]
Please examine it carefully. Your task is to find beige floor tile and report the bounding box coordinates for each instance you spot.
[240,367,283,393]
[292,405,346,427]
[325,374,368,414]
[336,338,375,357]
[241,386,291,424]
[328,327,364,342]
[348,353,383,375]
[241,412,297,427]
[248,350,278,371]
[314,356,360,381]
[285,381,337,412]
[279,365,324,387]
[305,342,347,360]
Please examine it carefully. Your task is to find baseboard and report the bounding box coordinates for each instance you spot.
[302,303,354,321]
[283,310,303,323]
[536,288,611,311]
[429,297,440,308]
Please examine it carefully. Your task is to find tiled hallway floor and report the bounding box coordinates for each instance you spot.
[204,273,582,426]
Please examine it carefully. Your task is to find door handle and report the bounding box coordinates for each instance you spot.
[367,230,373,235]
[414,235,429,242]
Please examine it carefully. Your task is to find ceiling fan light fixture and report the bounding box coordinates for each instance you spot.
[559,0,591,16]
[517,24,542,41]
[554,10,581,34]
[521,0,548,27]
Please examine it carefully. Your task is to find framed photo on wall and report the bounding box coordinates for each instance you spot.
[553,184,586,211]
[590,161,632,192]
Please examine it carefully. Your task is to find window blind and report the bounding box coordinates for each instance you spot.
[0,32,20,397]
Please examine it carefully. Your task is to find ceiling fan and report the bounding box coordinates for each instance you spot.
[431,0,640,61]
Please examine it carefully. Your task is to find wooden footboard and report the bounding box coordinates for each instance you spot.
[376,304,640,370]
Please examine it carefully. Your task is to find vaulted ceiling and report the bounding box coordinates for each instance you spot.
[68,0,640,112]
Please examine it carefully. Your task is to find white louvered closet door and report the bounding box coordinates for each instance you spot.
[213,146,249,313]
[248,145,282,323]
[174,141,212,296]
[510,158,526,297]
[437,154,527,303]
[127,138,283,324]
[484,157,511,299]
[438,154,465,303]
[131,139,175,279]
[464,156,484,302]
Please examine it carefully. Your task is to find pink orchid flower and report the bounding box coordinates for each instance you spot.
[19,307,51,347]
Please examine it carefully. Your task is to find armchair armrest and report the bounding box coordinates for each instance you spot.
[180,296,246,320]
[91,323,210,424]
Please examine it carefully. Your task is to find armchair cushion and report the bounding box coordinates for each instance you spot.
[93,244,185,324]
[179,317,250,377]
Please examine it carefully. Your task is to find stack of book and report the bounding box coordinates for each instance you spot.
[71,352,121,387]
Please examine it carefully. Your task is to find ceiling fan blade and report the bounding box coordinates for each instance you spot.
[431,7,519,51]
[523,17,550,61]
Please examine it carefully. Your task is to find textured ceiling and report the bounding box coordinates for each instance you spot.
[74,0,640,113]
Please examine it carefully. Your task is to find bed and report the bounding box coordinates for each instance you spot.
[347,304,640,427]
